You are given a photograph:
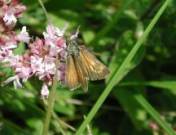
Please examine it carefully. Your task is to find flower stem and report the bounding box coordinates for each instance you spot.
[42,58,59,135]
[38,0,53,25]
[38,0,50,22]
[37,0,57,134]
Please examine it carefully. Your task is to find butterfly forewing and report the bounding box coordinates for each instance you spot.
[79,46,110,81]
[73,55,88,91]
[65,55,80,90]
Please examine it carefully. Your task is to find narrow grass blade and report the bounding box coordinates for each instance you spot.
[120,80,176,94]
[75,0,171,134]
[135,94,176,135]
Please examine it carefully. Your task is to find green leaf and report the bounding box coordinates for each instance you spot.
[107,29,145,83]
[120,80,176,94]
[147,81,176,91]
[13,42,26,55]
[114,89,147,130]
[54,89,75,116]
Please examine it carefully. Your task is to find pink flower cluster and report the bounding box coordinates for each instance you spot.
[0,0,67,98]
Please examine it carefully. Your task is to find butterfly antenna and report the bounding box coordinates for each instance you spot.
[70,26,81,40]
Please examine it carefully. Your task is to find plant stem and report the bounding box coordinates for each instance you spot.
[75,0,171,134]
[38,0,53,25]
[38,0,50,22]
[37,0,58,134]
[42,58,59,135]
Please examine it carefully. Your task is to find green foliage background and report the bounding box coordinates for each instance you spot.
[0,0,176,135]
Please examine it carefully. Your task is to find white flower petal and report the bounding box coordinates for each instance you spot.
[17,26,30,43]
[3,13,17,27]
[41,83,49,98]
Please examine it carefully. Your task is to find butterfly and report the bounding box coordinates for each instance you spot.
[65,30,109,91]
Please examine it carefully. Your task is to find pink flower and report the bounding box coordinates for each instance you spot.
[29,38,47,56]
[148,121,159,131]
[3,13,17,27]
[0,1,67,97]
[15,66,32,82]
[3,75,22,89]
[28,24,67,88]
[13,4,26,17]
[30,55,43,74]
[0,49,13,61]
[16,26,30,43]
[5,53,32,83]
[43,24,65,40]
[3,40,17,50]
[4,54,20,67]
[1,0,26,28]
[0,33,17,50]
[43,24,66,46]
[36,56,56,80]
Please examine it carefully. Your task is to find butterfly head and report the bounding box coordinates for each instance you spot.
[66,26,81,56]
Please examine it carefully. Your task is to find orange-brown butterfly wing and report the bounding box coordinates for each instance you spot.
[65,55,80,90]
[79,46,110,81]
[73,55,88,91]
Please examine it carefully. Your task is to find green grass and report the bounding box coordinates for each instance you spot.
[76,0,173,134]
[0,0,176,134]
[135,94,175,135]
